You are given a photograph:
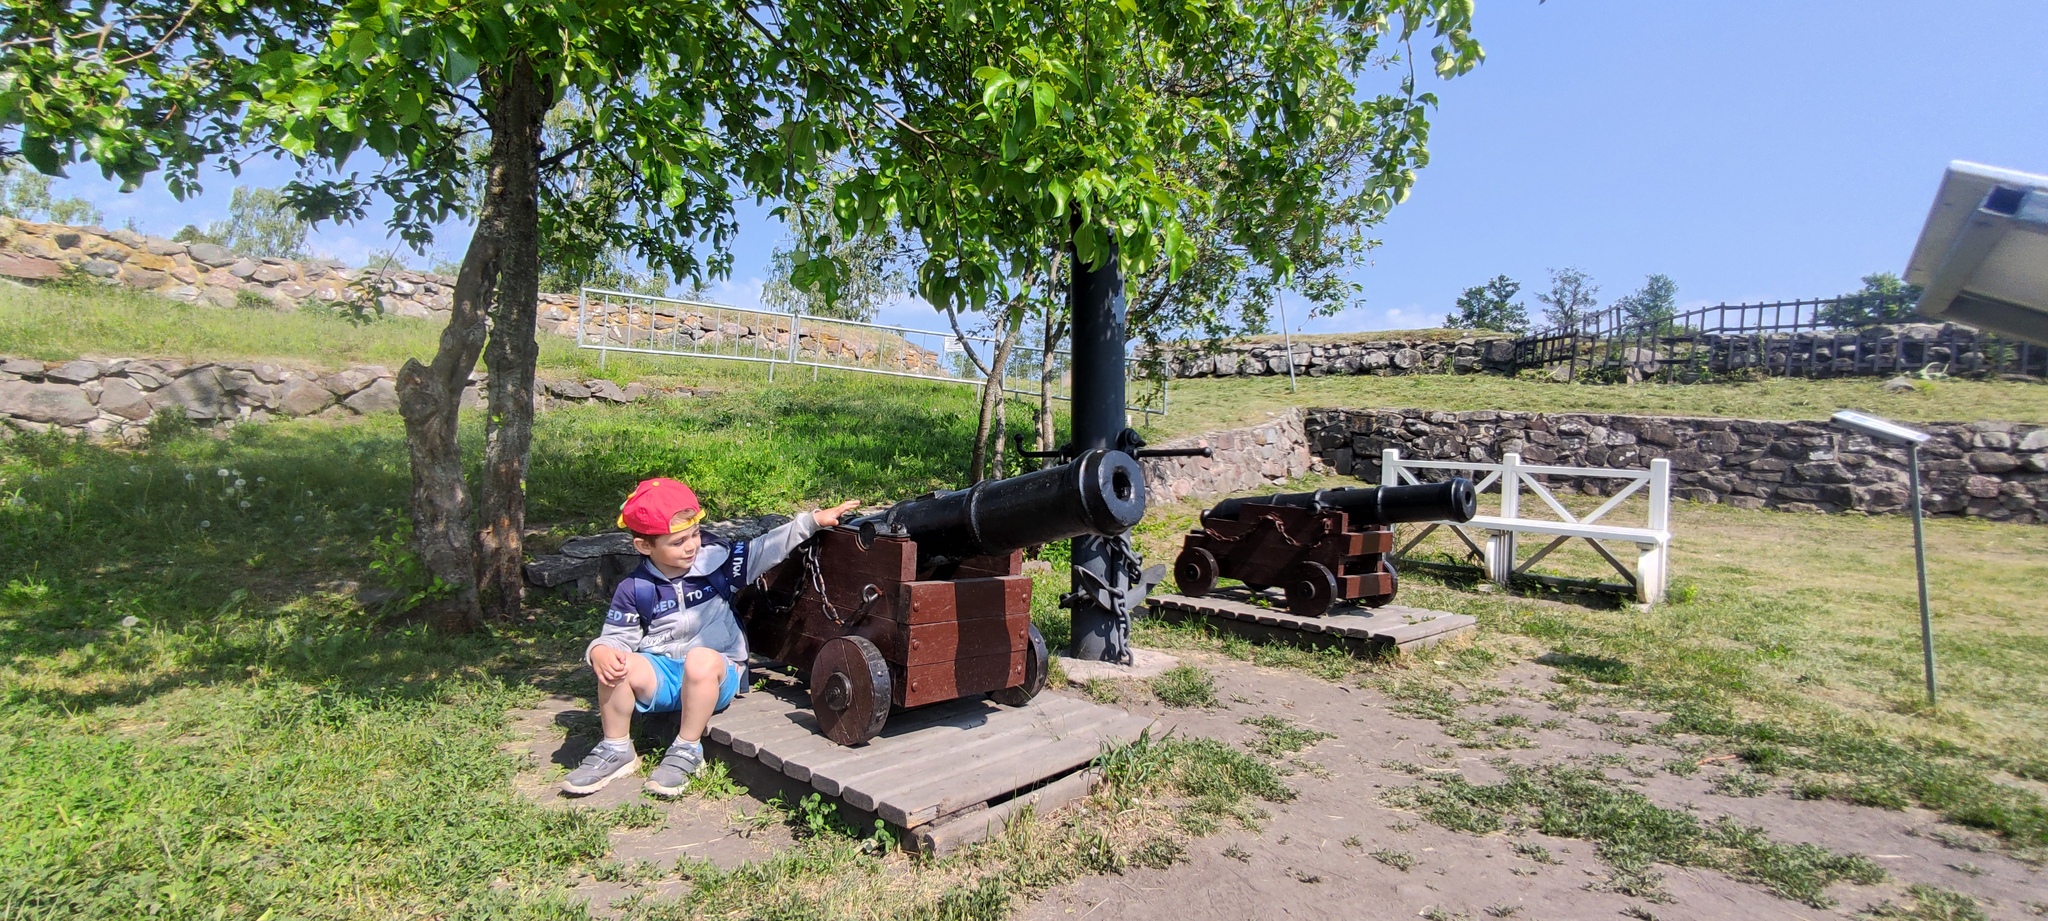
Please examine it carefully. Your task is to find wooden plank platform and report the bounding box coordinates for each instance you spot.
[1147,588,1476,654]
[705,677,1154,854]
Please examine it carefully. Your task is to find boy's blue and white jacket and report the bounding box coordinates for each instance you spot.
[583,513,821,670]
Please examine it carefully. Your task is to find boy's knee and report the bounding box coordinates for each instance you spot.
[682,649,725,683]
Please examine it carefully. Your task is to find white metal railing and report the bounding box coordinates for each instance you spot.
[575,288,1166,419]
[1382,449,1673,603]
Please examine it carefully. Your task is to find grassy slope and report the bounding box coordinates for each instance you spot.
[0,283,786,390]
[1143,373,2048,439]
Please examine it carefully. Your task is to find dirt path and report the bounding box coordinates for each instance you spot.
[1020,650,2043,921]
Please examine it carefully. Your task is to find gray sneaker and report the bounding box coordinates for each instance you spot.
[561,743,639,796]
[645,741,704,797]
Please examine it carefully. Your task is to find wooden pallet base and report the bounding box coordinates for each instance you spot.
[1147,588,1476,654]
[705,673,1153,855]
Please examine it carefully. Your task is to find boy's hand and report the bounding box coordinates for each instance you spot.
[813,500,862,529]
[590,645,630,687]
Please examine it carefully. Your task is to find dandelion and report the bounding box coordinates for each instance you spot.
[239,500,251,509]
[306,490,314,498]
[231,469,240,477]
[199,520,211,529]
[128,465,141,474]
[256,476,265,484]
[184,472,196,483]
[234,478,246,487]
[293,515,304,524]
[120,615,139,628]
[217,469,229,478]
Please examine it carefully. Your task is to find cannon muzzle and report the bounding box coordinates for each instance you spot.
[853,448,1146,561]
[1203,479,1476,527]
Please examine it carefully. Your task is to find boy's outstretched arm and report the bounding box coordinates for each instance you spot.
[740,500,861,583]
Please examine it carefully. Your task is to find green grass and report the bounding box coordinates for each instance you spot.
[1240,715,1335,758]
[1139,372,2048,439]
[1860,884,1990,921]
[1149,664,1217,708]
[0,374,1299,919]
[1384,762,1886,907]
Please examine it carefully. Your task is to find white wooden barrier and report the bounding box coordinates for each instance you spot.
[1381,449,1673,603]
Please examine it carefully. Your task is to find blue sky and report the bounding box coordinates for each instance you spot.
[44,0,2048,337]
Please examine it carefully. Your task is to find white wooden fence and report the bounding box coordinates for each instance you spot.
[1381,449,1674,603]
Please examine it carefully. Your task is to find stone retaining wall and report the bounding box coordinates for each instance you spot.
[0,354,701,442]
[1147,336,1518,379]
[0,219,940,371]
[1136,411,1316,504]
[1306,408,2048,524]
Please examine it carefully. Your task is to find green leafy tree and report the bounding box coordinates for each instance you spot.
[1,0,776,629]
[0,160,102,224]
[1442,275,1528,333]
[777,0,1481,327]
[1817,271,1924,328]
[1536,267,1601,331]
[1613,273,1678,331]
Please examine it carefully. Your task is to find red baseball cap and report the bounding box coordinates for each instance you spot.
[617,477,705,535]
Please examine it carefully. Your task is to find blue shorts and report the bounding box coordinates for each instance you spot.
[635,652,743,715]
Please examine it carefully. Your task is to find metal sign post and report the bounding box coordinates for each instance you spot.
[1831,411,1938,706]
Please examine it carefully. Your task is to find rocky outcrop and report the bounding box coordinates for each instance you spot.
[0,354,707,442]
[1146,335,1518,379]
[1306,408,2048,524]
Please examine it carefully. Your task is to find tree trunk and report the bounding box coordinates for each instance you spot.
[1037,306,1066,467]
[970,303,1023,482]
[394,55,548,634]
[475,56,548,621]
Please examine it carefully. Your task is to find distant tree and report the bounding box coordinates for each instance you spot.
[0,160,102,225]
[762,181,908,323]
[1817,271,1924,328]
[207,186,310,260]
[1613,273,1678,331]
[1535,267,1600,331]
[171,224,223,246]
[1442,275,1528,333]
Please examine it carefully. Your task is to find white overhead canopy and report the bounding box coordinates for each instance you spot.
[1905,161,2048,345]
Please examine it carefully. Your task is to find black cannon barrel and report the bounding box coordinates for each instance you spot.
[854,448,1146,559]
[1203,479,1477,526]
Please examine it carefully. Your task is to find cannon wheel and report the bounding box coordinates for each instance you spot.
[1360,556,1399,608]
[988,625,1050,707]
[1282,561,1337,618]
[810,635,892,745]
[1173,547,1219,598]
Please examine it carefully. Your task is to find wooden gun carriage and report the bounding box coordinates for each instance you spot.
[740,449,1147,745]
[1172,480,1475,618]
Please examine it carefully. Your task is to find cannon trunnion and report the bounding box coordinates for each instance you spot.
[1174,480,1476,618]
[741,449,1145,745]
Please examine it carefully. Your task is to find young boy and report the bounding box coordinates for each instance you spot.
[562,477,860,797]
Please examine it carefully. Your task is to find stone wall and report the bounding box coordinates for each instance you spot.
[571,302,943,374]
[1305,408,2048,524]
[0,354,703,442]
[1148,336,1518,379]
[0,219,941,371]
[1136,411,1316,505]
